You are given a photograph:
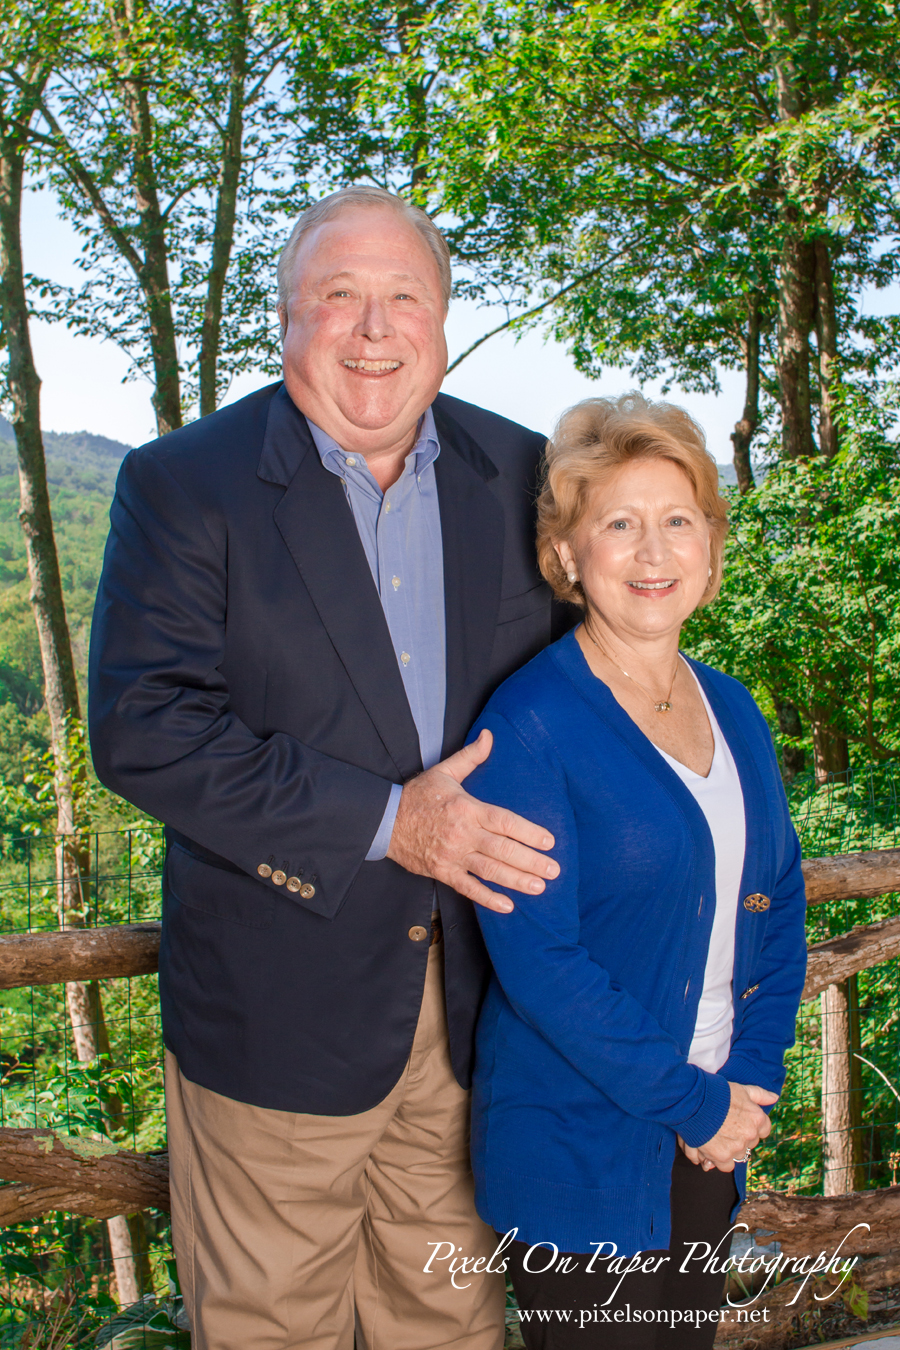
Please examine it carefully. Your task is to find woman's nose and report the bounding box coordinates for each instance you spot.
[634,527,669,563]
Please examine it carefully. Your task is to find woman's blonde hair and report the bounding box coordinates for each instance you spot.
[537,392,729,608]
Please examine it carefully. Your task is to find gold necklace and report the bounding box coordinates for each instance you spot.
[584,625,680,714]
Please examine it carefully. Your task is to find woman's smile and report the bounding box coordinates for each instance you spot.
[627,577,679,595]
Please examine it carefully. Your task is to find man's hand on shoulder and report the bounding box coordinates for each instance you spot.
[385,729,559,913]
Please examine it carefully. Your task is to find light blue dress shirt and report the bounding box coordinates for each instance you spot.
[307,410,446,861]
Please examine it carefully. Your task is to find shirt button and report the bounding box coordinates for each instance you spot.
[392,576,401,590]
[385,501,391,512]
[408,926,428,942]
[345,456,357,467]
[401,652,411,665]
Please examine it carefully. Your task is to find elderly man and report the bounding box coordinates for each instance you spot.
[89,186,568,1350]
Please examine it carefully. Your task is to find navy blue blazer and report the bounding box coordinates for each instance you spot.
[465,632,807,1255]
[89,382,571,1113]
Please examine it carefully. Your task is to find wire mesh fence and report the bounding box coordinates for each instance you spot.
[0,764,897,1339]
[0,825,174,1345]
[750,761,900,1199]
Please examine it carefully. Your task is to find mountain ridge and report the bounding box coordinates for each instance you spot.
[0,416,131,494]
[0,414,741,490]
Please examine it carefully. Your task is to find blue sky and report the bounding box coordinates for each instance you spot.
[22,186,890,461]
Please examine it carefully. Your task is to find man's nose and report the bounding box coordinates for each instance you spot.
[354,298,394,342]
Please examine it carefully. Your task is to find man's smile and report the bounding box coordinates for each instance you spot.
[341,358,402,373]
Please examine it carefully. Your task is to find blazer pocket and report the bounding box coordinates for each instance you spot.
[495,581,552,627]
[165,842,275,930]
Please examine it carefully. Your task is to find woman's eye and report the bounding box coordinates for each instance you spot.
[669,517,685,527]
[611,520,628,531]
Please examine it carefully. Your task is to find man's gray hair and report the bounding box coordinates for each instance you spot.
[277,186,452,310]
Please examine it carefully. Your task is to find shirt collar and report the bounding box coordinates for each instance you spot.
[307,406,441,483]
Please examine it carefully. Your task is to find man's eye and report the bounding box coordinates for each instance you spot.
[395,292,414,301]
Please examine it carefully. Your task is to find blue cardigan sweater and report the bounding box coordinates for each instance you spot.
[466,630,807,1256]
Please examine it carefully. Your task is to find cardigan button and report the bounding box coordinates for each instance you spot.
[743,893,771,912]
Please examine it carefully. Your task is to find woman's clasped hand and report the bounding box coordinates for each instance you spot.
[678,1081,779,1173]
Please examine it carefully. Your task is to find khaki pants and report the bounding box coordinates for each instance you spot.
[165,942,505,1350]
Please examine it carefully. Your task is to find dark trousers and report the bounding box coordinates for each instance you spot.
[504,1149,740,1349]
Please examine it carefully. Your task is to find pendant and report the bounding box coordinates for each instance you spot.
[654,701,672,713]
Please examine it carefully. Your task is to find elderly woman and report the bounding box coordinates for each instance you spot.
[465,394,807,1349]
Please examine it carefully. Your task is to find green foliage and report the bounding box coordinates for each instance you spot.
[685,391,900,759]
[0,1248,186,1347]
[0,429,132,838]
[29,0,306,421]
[425,0,900,399]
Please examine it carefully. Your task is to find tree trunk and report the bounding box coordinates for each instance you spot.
[0,116,108,1089]
[198,0,248,417]
[107,1211,154,1305]
[1,120,142,1304]
[107,1213,141,1305]
[0,151,80,763]
[773,696,805,782]
[107,0,182,435]
[396,1,430,201]
[775,227,816,459]
[821,976,865,1195]
[731,294,760,493]
[750,0,817,461]
[813,235,840,458]
[811,707,850,784]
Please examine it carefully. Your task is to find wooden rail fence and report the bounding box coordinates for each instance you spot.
[2,845,900,1346]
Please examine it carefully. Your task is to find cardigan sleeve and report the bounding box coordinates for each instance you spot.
[719,802,807,1094]
[467,709,732,1148]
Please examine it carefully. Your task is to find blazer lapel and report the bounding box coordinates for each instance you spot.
[260,386,422,781]
[432,401,505,757]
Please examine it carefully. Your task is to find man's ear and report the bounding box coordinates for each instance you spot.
[277,303,287,340]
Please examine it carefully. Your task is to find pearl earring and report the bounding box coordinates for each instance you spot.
[708,567,712,578]
[567,572,578,583]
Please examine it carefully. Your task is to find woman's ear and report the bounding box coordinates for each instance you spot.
[554,539,575,575]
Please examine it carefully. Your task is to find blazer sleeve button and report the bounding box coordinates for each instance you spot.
[743,893,771,912]
[286,876,302,892]
[300,883,316,899]
[271,870,287,886]
[408,925,428,942]
[257,864,272,878]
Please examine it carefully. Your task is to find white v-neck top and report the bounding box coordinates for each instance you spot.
[656,666,747,1073]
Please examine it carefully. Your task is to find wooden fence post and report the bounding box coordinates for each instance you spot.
[821,974,866,1194]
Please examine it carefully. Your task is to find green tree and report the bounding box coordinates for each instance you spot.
[429,0,900,464]
[30,0,300,431]
[687,391,900,764]
[425,0,900,777]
